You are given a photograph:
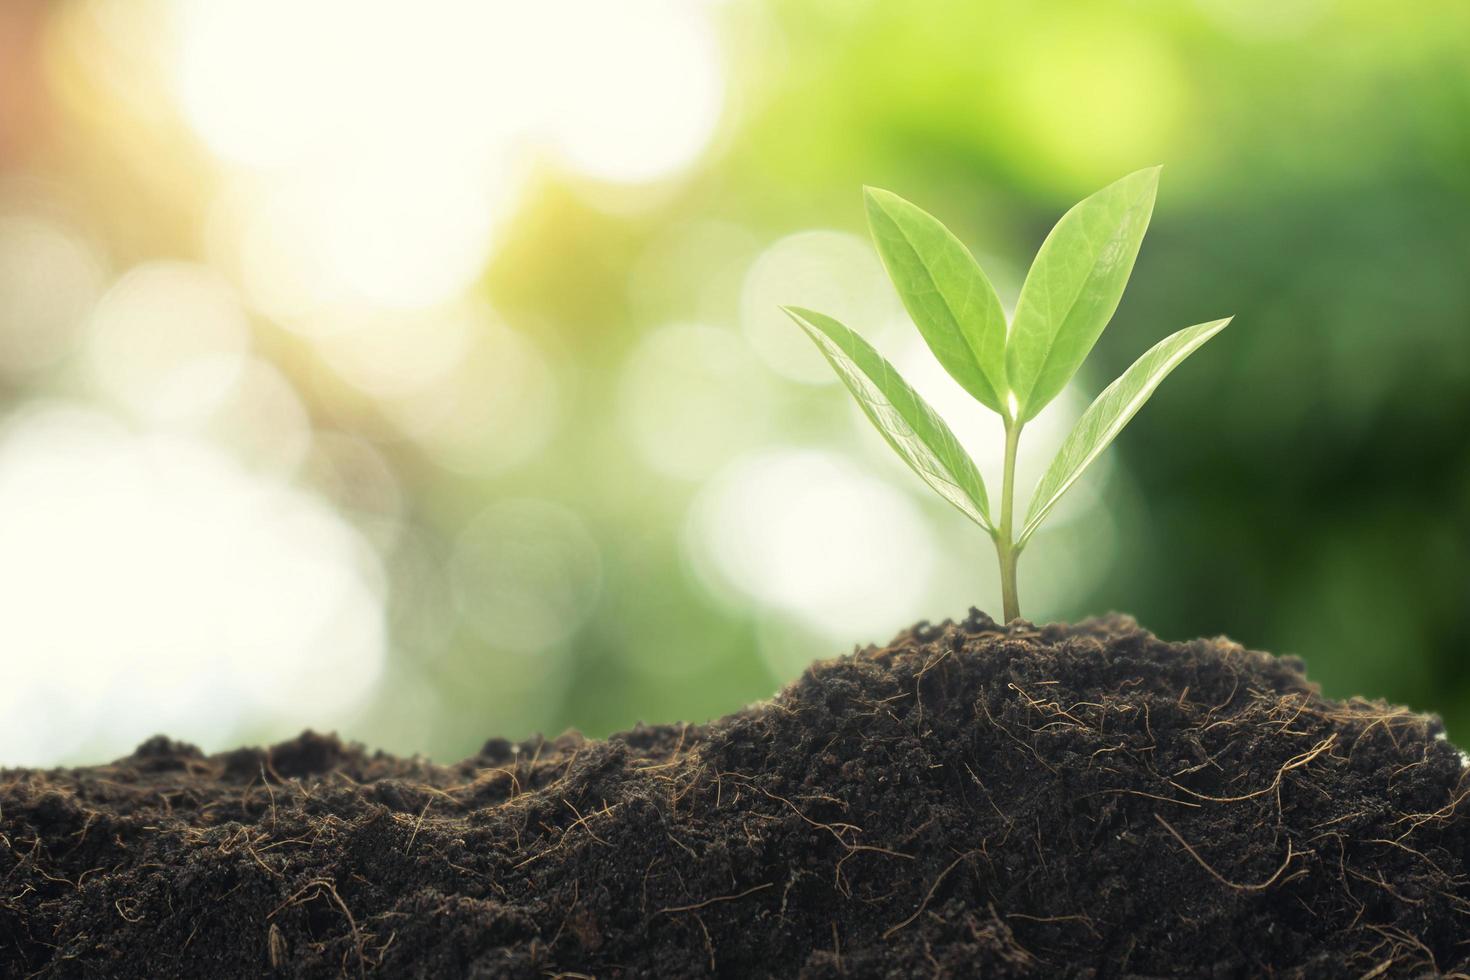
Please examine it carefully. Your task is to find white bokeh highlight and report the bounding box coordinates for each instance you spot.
[687,449,937,639]
[381,320,560,476]
[739,230,900,384]
[85,262,251,426]
[0,210,106,375]
[0,407,387,766]
[177,0,728,319]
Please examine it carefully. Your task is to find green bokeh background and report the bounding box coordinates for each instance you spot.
[4,0,1469,760]
[483,1,1470,744]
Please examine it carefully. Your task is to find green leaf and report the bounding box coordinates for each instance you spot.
[865,187,1010,416]
[1006,167,1161,423]
[1019,317,1231,545]
[784,306,992,530]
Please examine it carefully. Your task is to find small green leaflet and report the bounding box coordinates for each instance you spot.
[1006,167,1160,423]
[783,306,993,531]
[1019,317,1231,545]
[864,187,1010,417]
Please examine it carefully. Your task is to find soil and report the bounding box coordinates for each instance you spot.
[4,613,1470,979]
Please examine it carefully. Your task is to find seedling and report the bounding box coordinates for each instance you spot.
[785,167,1230,622]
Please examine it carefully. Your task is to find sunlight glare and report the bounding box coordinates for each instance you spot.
[740,231,899,385]
[535,0,726,182]
[0,407,387,766]
[687,449,936,638]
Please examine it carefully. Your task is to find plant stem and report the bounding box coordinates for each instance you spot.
[997,419,1022,623]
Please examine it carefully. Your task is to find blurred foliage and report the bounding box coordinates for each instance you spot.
[495,1,1470,738]
[1,0,1468,762]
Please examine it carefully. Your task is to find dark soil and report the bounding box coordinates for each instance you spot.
[4,614,1470,978]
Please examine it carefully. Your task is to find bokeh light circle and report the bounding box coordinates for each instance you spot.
[174,0,726,186]
[536,0,726,183]
[687,448,937,639]
[309,302,478,400]
[0,406,387,766]
[740,230,898,384]
[0,211,105,375]
[382,321,559,476]
[85,261,251,425]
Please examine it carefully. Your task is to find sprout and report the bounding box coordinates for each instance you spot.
[785,168,1230,622]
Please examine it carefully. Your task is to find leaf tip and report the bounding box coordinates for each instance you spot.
[781,305,831,336]
[862,185,901,214]
[1118,165,1163,201]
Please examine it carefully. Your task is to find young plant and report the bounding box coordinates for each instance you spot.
[784,167,1230,623]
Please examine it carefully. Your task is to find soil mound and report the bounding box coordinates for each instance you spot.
[4,614,1469,978]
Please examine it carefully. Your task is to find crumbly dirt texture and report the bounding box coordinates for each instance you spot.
[4,614,1470,978]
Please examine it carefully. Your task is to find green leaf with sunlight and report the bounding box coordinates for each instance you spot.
[864,187,1010,416]
[1019,317,1232,545]
[783,306,992,530]
[786,173,1231,622]
[1006,167,1160,422]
